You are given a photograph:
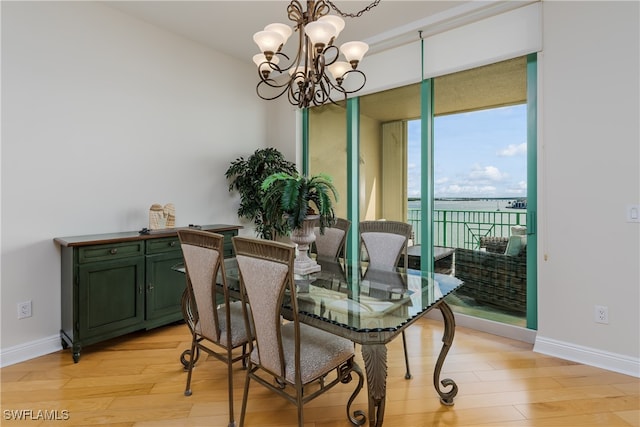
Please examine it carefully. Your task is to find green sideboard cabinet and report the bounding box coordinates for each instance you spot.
[54,224,241,362]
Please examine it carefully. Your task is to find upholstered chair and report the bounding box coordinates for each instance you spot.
[312,217,351,261]
[178,229,251,427]
[232,236,365,427]
[359,220,411,271]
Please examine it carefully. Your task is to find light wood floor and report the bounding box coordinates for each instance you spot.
[1,318,638,426]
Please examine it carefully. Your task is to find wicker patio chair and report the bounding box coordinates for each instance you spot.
[359,220,414,379]
[232,236,365,427]
[178,229,251,427]
[455,236,527,313]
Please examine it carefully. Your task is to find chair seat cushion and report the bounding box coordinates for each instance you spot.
[504,235,523,256]
[251,323,354,385]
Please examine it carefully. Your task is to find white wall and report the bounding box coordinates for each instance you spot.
[534,1,639,375]
[265,100,301,169]
[0,1,267,364]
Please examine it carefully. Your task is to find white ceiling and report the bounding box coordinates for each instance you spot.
[104,1,483,64]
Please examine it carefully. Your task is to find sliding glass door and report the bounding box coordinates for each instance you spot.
[307,54,537,329]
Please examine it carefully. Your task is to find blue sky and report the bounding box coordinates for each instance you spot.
[407,104,527,199]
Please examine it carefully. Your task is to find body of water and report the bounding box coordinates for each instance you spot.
[409,198,527,212]
[407,198,527,247]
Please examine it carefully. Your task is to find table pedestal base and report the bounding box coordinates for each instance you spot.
[360,300,459,426]
[361,344,387,427]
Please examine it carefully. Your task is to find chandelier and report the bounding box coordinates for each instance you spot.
[252,0,380,109]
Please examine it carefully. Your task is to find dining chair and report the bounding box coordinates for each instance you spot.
[178,229,251,427]
[232,236,365,427]
[359,220,411,271]
[312,217,351,261]
[359,220,414,379]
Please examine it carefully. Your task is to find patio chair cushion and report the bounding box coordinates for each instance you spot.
[505,235,523,256]
[511,226,527,236]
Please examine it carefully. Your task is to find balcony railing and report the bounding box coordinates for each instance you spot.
[408,208,526,249]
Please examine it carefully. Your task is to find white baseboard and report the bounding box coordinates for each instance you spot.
[0,335,62,368]
[426,310,639,378]
[534,335,640,378]
[426,310,537,344]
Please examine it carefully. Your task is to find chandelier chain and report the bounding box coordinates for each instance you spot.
[325,0,381,18]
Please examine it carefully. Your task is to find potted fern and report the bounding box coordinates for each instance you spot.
[261,172,338,273]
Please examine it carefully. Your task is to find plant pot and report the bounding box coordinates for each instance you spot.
[290,214,321,275]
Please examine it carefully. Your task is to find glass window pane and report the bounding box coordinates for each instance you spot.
[309,103,347,218]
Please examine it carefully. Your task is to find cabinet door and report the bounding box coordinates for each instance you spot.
[221,230,237,258]
[145,251,186,327]
[78,257,145,340]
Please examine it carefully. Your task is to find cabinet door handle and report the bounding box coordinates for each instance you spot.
[170,241,176,247]
[109,248,118,255]
[148,284,154,291]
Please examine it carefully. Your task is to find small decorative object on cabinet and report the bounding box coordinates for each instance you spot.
[148,203,176,230]
[54,224,241,362]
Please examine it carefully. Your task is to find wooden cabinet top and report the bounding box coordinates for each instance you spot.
[54,224,242,247]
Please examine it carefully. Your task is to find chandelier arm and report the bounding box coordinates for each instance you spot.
[257,80,294,101]
[270,50,298,75]
[305,73,316,106]
[314,77,334,105]
[310,0,331,21]
[340,69,367,94]
[288,80,306,108]
[320,45,340,67]
[255,54,292,84]
[291,60,368,108]
[313,51,325,83]
[314,69,367,106]
[287,0,305,25]
[260,77,292,90]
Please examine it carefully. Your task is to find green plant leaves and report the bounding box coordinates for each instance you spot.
[225,148,296,240]
[261,172,338,236]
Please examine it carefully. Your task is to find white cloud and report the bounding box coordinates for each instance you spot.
[505,180,527,195]
[469,165,505,182]
[497,143,527,157]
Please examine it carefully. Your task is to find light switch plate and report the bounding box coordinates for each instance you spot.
[627,205,640,223]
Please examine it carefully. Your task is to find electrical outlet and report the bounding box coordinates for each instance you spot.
[17,301,32,319]
[594,305,608,324]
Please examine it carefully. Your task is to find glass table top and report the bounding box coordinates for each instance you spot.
[221,257,463,335]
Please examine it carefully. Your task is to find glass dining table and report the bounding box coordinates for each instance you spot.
[175,256,464,427]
